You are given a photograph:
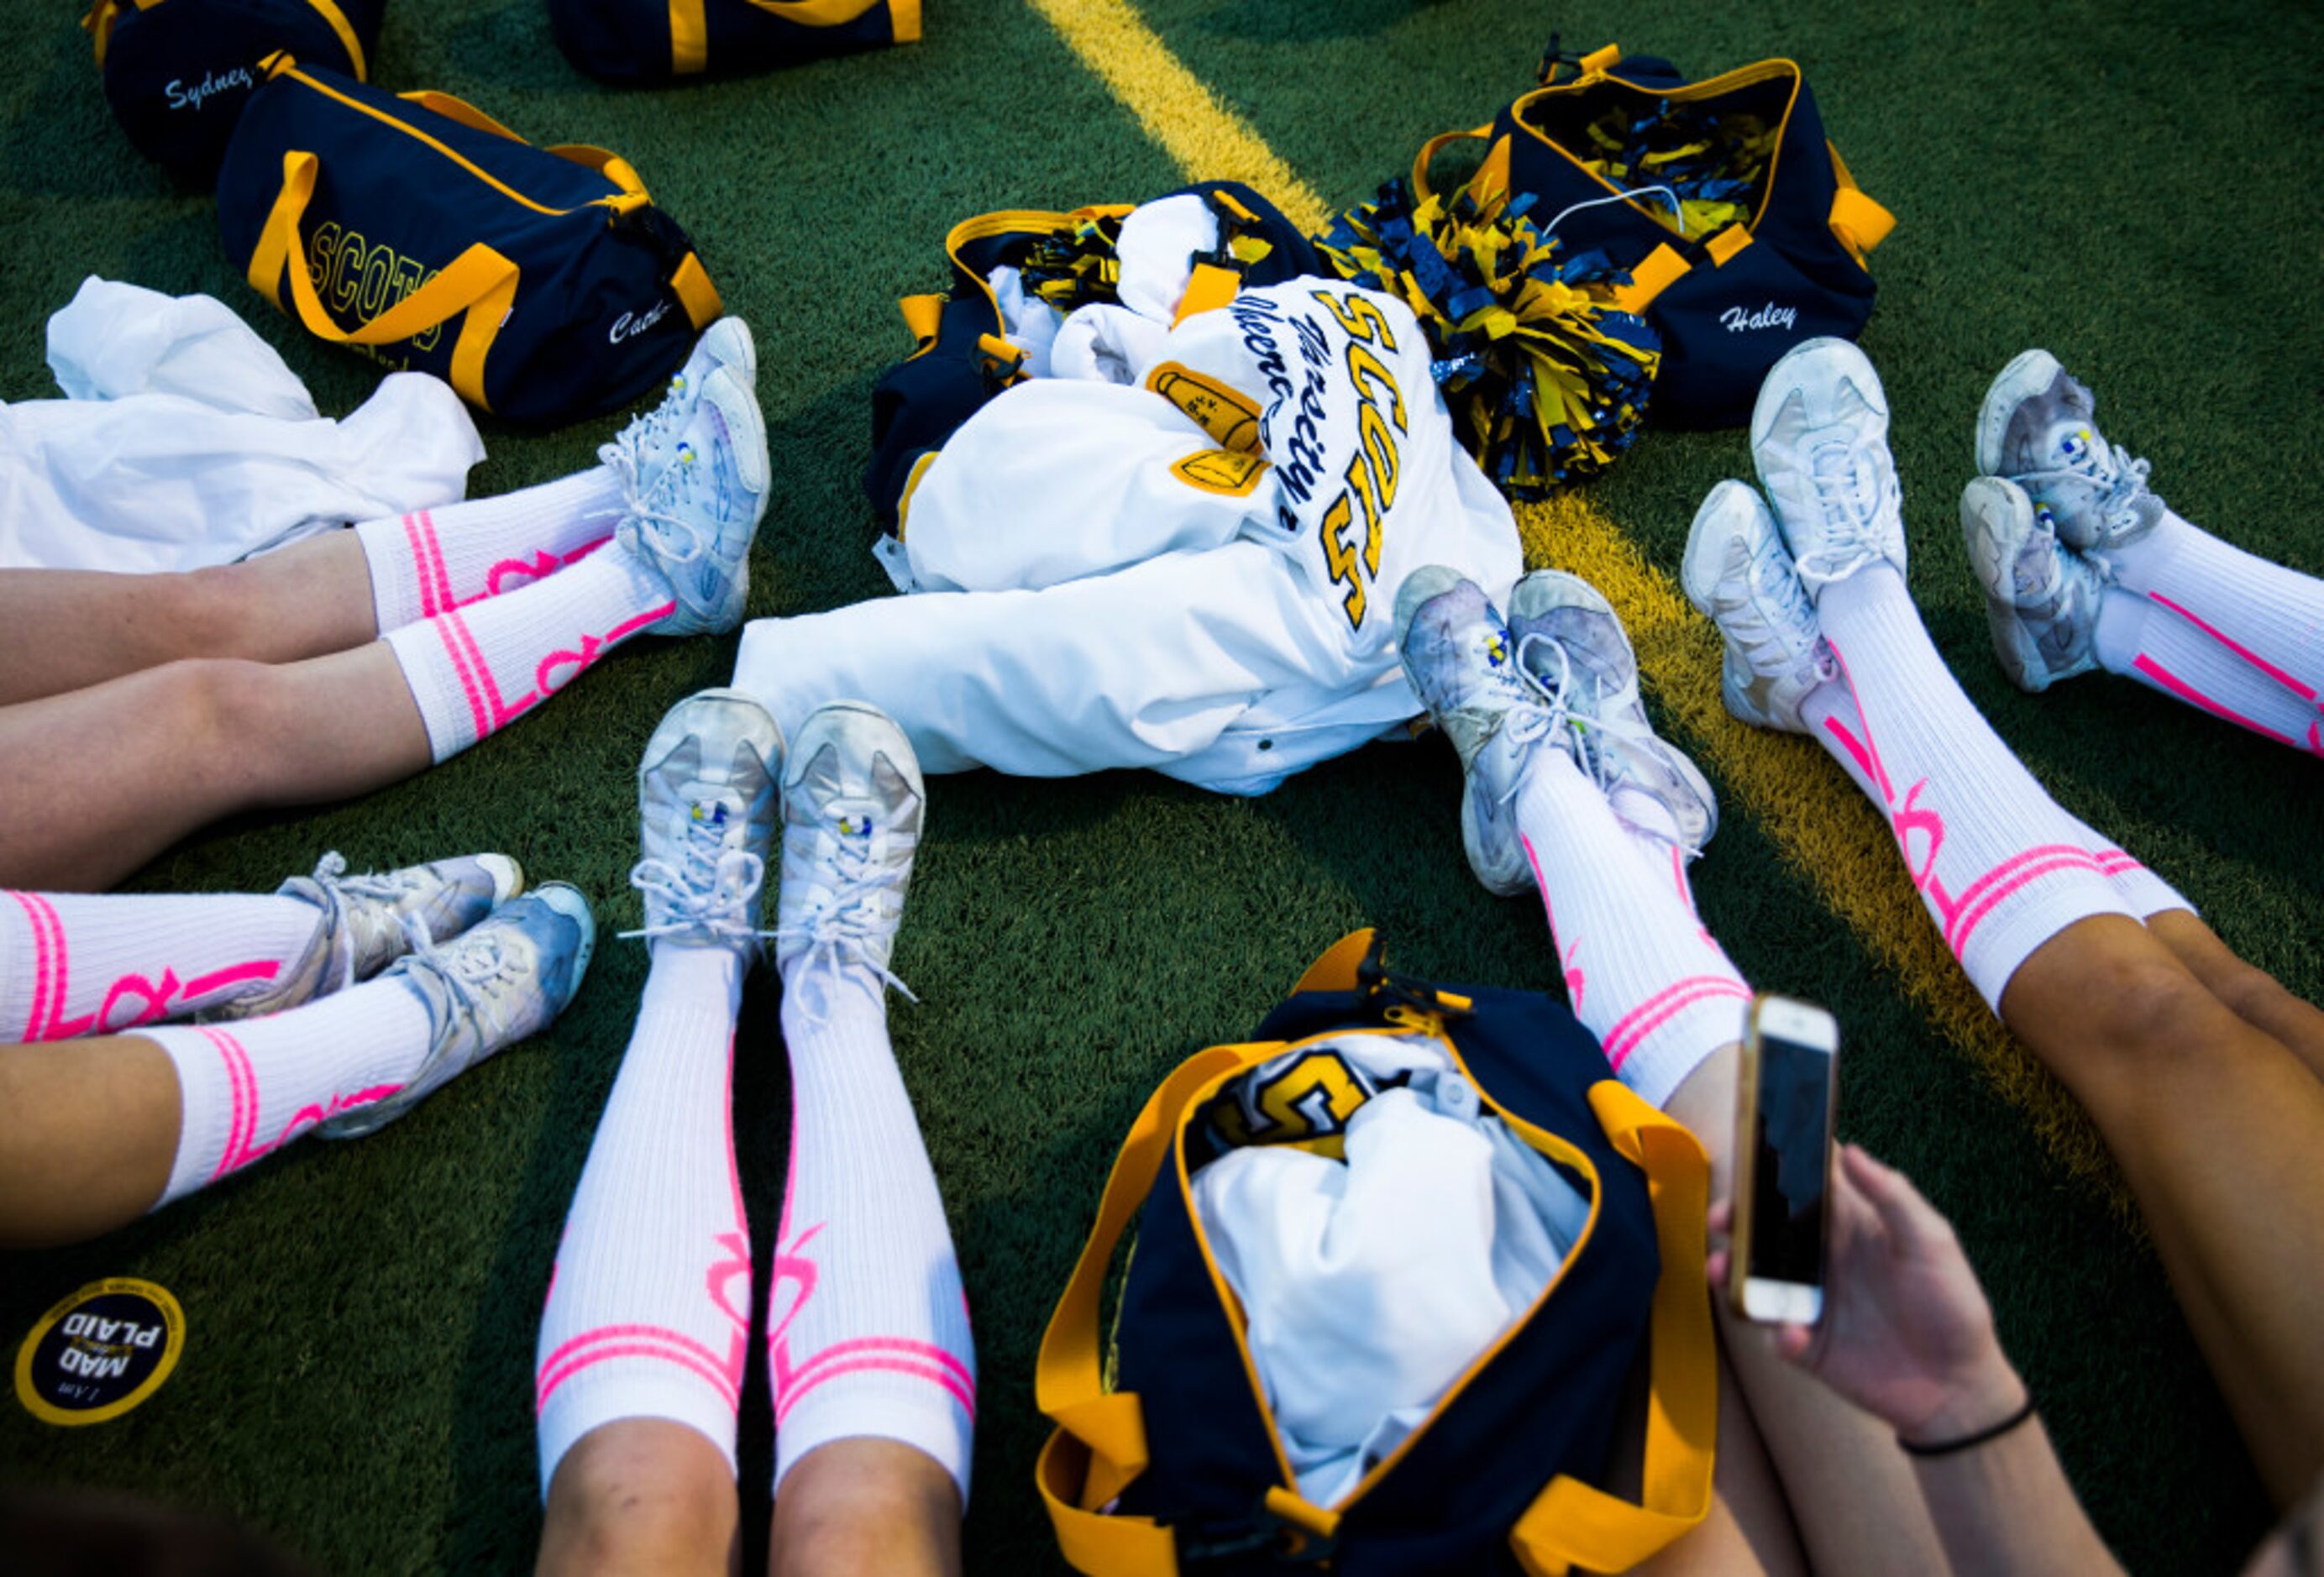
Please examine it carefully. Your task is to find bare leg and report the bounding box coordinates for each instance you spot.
[1667,1045,1949,1574]
[2143,911,2324,1082]
[538,1419,739,1577]
[0,647,428,890]
[0,537,378,706]
[767,1438,960,1577]
[2000,916,2324,1502]
[1629,1331,1807,1576]
[0,1035,178,1247]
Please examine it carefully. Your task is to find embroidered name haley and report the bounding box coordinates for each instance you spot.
[1720,301,1799,334]
[165,67,254,113]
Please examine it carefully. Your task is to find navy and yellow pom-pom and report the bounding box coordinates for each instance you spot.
[1019,212,1128,314]
[1315,173,1660,496]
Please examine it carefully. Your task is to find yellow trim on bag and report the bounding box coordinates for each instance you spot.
[669,0,707,73]
[286,68,632,221]
[1609,243,1689,314]
[1827,144,1895,263]
[307,0,366,78]
[899,292,944,350]
[1704,223,1754,266]
[889,0,922,43]
[669,252,721,328]
[894,449,939,539]
[1508,1085,1717,1575]
[249,149,517,411]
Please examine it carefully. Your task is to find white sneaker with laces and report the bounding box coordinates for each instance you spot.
[1959,475,2107,693]
[1506,569,1718,853]
[774,703,925,1006]
[626,688,786,956]
[1681,479,1839,734]
[1750,337,1907,597]
[1393,565,1558,896]
[319,884,595,1139]
[204,850,524,1022]
[1974,348,2163,554]
[615,364,770,637]
[599,317,758,500]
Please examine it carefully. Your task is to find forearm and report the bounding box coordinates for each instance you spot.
[1907,1376,2125,1577]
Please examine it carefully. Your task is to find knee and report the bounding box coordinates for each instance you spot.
[2064,949,2238,1083]
[541,1424,737,1577]
[143,658,286,785]
[168,565,266,658]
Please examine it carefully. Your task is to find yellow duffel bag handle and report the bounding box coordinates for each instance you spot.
[245,149,520,412]
[1036,1038,1288,1575]
[1508,1082,1717,1575]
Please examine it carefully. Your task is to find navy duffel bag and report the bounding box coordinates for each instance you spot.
[550,0,917,85]
[86,0,386,186]
[217,58,723,428]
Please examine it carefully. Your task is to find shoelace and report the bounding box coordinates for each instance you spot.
[1512,632,1708,862]
[2017,449,2154,546]
[620,442,714,570]
[596,373,689,500]
[622,811,772,946]
[771,827,919,1021]
[1792,439,1887,586]
[398,923,520,1047]
[1734,542,1839,682]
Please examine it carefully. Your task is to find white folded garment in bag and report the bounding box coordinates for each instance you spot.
[1,276,485,574]
[1192,1033,1592,1506]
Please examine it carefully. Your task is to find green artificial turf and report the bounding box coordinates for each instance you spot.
[3,0,2321,1571]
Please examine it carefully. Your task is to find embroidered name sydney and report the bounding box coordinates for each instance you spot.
[165,68,253,112]
[1720,302,1798,333]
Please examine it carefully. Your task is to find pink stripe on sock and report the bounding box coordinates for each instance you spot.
[1600,977,1752,1071]
[445,608,543,733]
[1944,848,2110,962]
[202,1027,257,1181]
[2150,592,2316,702]
[180,960,283,1002]
[10,892,55,1042]
[537,1321,737,1384]
[401,515,438,620]
[430,616,495,744]
[779,1335,974,1400]
[536,1339,742,1414]
[416,511,457,620]
[774,1354,977,1427]
[1939,842,2097,946]
[2133,654,2305,750]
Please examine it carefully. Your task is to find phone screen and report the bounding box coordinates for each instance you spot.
[1746,1031,1833,1286]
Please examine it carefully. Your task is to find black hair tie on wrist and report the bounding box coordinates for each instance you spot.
[1897,1392,2038,1457]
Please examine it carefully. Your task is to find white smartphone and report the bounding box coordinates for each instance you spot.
[1729,993,1840,1325]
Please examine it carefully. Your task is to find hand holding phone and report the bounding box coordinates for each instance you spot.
[1728,993,1839,1325]
[1711,1138,2026,1444]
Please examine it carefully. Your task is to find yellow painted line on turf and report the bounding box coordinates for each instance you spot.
[1021,0,1331,234]
[1029,1,2122,1197]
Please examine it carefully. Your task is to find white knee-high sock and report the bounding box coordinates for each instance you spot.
[354,469,627,635]
[1791,681,2194,923]
[1,888,323,1040]
[1812,565,2132,1008]
[1515,748,1750,1111]
[769,967,976,1505]
[2090,511,2324,755]
[536,945,753,1494]
[385,544,675,763]
[139,974,436,1208]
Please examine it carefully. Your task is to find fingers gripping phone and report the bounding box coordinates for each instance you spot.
[1729,994,1840,1325]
